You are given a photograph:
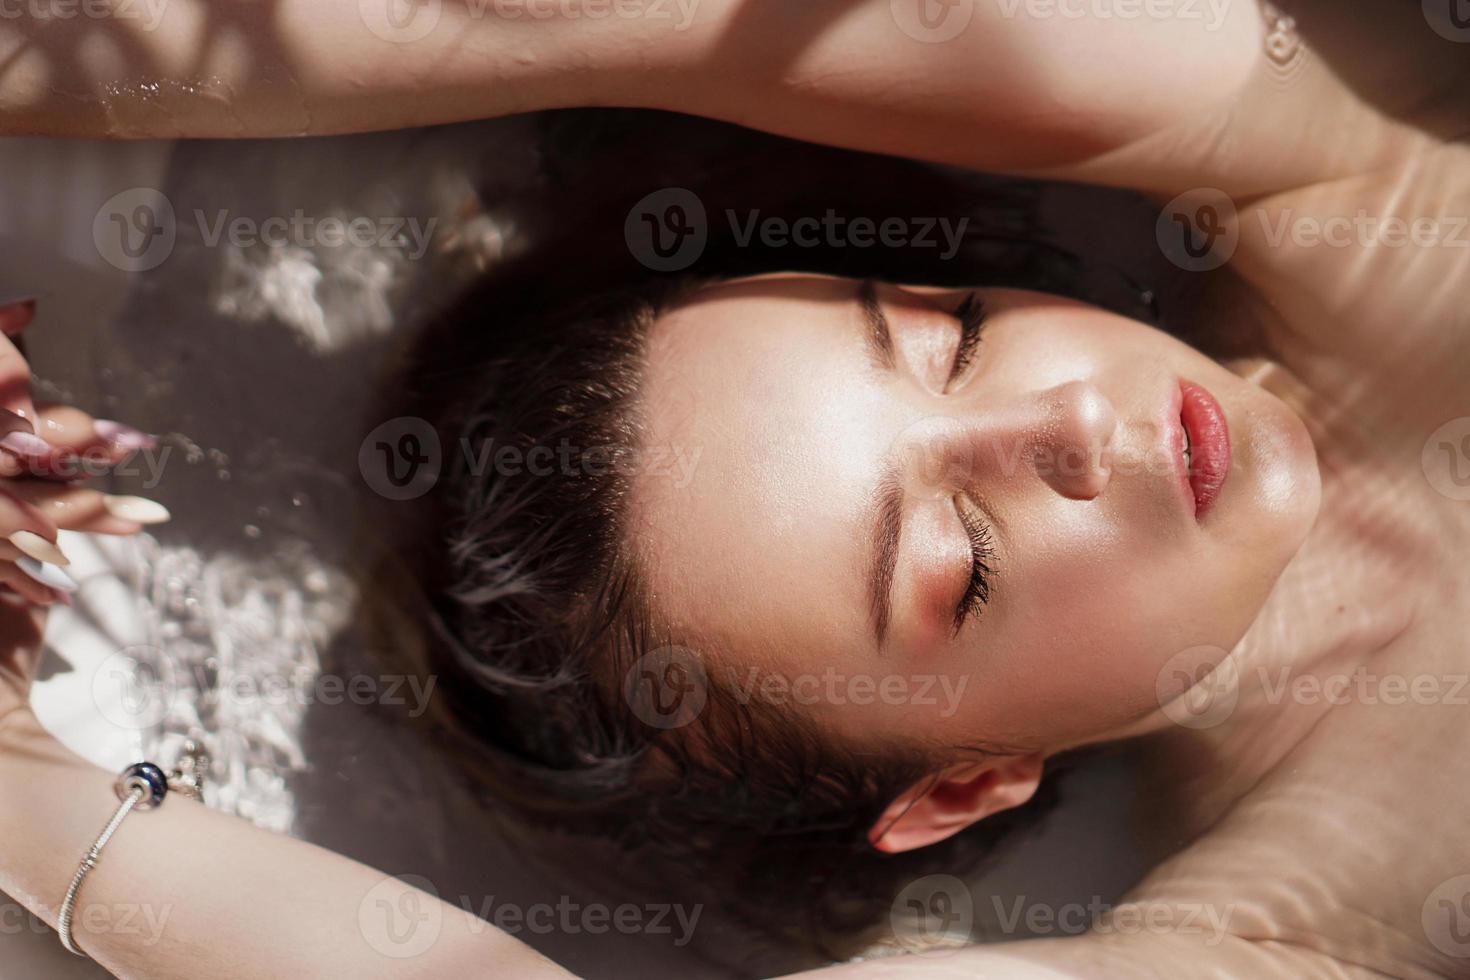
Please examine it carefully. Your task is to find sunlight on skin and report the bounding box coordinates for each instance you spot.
[0,2,1468,976]
[634,274,1320,754]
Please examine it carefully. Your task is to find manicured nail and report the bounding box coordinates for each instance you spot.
[8,530,69,566]
[93,420,158,451]
[103,495,171,524]
[0,430,51,460]
[15,556,77,593]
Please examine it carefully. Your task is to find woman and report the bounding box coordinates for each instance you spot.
[3,1,1468,977]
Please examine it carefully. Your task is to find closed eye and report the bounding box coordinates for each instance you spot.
[946,292,987,389]
[953,495,996,635]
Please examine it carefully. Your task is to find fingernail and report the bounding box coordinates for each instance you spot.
[15,556,77,593]
[0,430,51,460]
[93,420,158,451]
[103,495,171,524]
[8,530,69,566]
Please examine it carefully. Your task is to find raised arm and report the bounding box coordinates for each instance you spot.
[0,1,1262,172]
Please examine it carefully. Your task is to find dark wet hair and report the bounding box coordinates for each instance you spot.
[383,109,1247,970]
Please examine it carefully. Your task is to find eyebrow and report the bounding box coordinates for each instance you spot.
[867,447,905,652]
[858,280,903,648]
[858,279,895,371]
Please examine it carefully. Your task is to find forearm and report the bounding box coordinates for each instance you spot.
[0,710,571,979]
[0,0,674,138]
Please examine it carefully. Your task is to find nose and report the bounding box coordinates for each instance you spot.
[899,381,1118,501]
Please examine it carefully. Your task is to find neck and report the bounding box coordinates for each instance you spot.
[1137,355,1430,842]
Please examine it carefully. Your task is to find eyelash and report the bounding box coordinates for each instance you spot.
[945,292,987,389]
[947,292,994,634]
[953,498,996,635]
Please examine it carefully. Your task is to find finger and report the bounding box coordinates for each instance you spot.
[34,405,158,455]
[1,483,168,534]
[25,405,159,481]
[0,487,64,565]
[0,333,43,478]
[0,561,72,606]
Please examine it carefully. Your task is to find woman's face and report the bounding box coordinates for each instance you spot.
[631,274,1320,753]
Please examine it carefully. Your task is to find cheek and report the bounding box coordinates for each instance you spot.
[966,515,1256,741]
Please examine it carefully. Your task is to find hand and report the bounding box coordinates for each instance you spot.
[0,297,169,728]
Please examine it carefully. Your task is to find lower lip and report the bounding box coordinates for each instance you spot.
[1179,381,1231,518]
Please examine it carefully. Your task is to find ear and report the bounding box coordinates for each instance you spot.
[868,755,1044,854]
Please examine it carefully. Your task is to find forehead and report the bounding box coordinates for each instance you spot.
[629,277,889,663]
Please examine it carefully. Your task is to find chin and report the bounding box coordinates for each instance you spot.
[1243,386,1322,551]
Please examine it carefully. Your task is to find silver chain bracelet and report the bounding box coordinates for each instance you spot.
[57,740,209,958]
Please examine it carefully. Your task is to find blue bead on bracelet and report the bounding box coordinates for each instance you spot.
[115,761,169,810]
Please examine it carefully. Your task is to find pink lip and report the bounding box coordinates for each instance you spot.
[1178,381,1230,518]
